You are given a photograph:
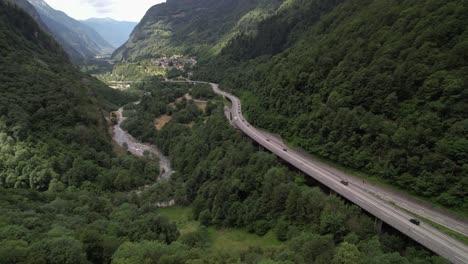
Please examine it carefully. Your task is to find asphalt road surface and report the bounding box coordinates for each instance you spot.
[204,82,467,264]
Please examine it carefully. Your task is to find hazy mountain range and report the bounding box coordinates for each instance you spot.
[6,0,136,62]
[81,18,137,48]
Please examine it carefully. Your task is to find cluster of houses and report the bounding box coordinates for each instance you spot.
[152,55,197,72]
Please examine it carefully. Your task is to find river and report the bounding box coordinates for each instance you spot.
[113,105,174,181]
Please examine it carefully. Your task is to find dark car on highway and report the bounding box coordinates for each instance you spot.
[410,218,421,225]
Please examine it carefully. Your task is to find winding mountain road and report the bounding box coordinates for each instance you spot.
[170,80,468,264]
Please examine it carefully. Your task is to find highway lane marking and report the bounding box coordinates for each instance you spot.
[354,197,364,203]
[413,232,427,240]
[381,212,392,219]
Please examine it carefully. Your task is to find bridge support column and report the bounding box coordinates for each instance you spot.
[374,217,383,233]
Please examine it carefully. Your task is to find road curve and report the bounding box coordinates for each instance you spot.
[169,80,467,264]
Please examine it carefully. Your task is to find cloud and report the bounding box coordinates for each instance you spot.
[86,0,114,14]
[46,0,165,22]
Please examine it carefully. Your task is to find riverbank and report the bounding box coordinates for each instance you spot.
[112,104,174,180]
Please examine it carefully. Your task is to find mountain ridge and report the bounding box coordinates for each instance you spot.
[112,0,284,61]
[27,0,114,62]
[0,0,122,191]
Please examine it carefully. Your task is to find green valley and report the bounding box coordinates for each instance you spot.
[111,78,449,263]
[1,0,467,263]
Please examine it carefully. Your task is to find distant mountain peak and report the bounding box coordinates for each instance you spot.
[81,18,137,48]
[28,0,50,7]
[27,0,54,13]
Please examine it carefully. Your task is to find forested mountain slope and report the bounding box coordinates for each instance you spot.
[0,0,132,191]
[198,0,467,210]
[3,0,47,29]
[112,0,284,61]
[5,0,87,62]
[0,3,183,263]
[27,0,114,62]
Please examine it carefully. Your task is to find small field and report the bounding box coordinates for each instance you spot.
[154,114,172,130]
[158,206,283,254]
[194,100,207,112]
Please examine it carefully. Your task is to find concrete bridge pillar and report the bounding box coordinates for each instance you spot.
[374,217,383,233]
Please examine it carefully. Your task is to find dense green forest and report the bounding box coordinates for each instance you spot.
[117,79,448,263]
[0,3,177,263]
[194,0,468,211]
[0,1,138,191]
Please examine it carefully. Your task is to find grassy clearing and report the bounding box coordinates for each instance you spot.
[158,206,197,235]
[158,206,283,252]
[209,229,281,254]
[154,114,172,130]
[194,100,207,112]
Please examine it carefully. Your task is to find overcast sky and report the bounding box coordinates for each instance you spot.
[45,0,165,22]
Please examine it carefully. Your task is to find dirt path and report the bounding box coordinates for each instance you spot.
[113,105,174,180]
